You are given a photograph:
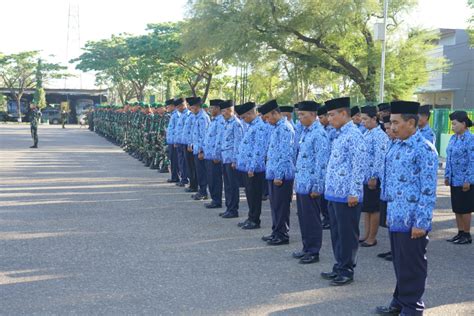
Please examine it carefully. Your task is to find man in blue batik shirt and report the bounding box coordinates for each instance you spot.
[376,101,438,316]
[173,98,189,187]
[235,102,268,230]
[219,100,244,219]
[418,104,436,146]
[203,99,225,209]
[259,100,295,245]
[293,101,330,264]
[166,99,180,183]
[321,97,367,286]
[189,97,210,200]
[181,97,198,193]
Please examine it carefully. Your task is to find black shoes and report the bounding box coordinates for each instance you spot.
[322,223,331,230]
[261,234,274,242]
[267,237,289,246]
[176,182,186,187]
[292,251,306,259]
[205,203,222,209]
[377,251,392,258]
[238,219,249,227]
[299,253,319,264]
[221,212,238,219]
[191,193,208,200]
[262,195,269,201]
[186,188,198,193]
[330,275,353,286]
[360,240,377,247]
[167,179,179,183]
[241,221,260,230]
[446,232,463,242]
[321,271,338,280]
[375,306,401,315]
[30,145,38,148]
[453,233,472,245]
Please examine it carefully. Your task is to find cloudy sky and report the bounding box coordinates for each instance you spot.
[1,0,472,89]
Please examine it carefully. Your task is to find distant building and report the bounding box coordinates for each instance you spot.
[416,29,474,110]
[0,88,107,123]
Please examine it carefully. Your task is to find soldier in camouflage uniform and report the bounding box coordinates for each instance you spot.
[29,103,42,148]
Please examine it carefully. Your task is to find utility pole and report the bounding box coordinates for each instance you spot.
[379,0,389,103]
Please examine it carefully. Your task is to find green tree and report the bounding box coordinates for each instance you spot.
[469,0,474,45]
[0,51,67,122]
[33,59,47,109]
[186,0,442,102]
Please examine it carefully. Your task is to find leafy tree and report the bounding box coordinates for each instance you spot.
[0,51,67,122]
[33,59,47,109]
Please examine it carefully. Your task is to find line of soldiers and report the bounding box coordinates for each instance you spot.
[93,96,439,315]
[92,101,173,172]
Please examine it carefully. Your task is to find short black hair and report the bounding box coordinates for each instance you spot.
[401,114,419,126]
[419,112,431,119]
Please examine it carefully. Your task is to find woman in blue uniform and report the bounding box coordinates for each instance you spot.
[445,111,474,245]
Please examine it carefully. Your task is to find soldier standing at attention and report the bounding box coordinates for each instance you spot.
[29,103,41,148]
[219,100,244,218]
[61,109,68,129]
[321,97,366,286]
[235,102,268,230]
[376,101,438,315]
[259,100,295,245]
[292,101,330,264]
[189,97,210,200]
[418,104,436,146]
[203,99,225,209]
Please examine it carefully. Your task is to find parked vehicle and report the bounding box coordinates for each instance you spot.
[41,108,62,124]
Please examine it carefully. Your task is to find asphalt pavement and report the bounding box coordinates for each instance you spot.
[0,124,472,315]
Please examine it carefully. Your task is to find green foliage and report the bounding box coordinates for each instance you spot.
[469,0,474,45]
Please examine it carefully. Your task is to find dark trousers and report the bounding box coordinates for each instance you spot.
[268,180,293,239]
[262,178,269,197]
[243,172,265,224]
[168,144,180,181]
[206,160,223,206]
[177,145,188,184]
[328,201,361,278]
[296,194,322,255]
[184,148,197,189]
[194,155,208,196]
[31,126,38,146]
[321,194,330,225]
[390,232,428,316]
[223,163,240,214]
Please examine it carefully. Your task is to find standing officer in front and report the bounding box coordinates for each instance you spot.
[29,103,41,148]
[321,97,366,286]
[166,98,181,183]
[190,97,210,200]
[376,101,438,316]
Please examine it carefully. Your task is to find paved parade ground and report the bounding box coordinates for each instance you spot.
[0,124,472,315]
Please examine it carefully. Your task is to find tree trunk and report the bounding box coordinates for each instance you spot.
[202,74,212,103]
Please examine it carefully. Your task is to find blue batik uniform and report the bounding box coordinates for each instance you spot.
[182,113,196,146]
[384,131,438,232]
[325,120,366,279]
[221,116,244,164]
[294,120,304,152]
[220,115,244,216]
[363,126,390,184]
[266,117,295,181]
[356,123,367,134]
[192,109,210,155]
[236,116,268,225]
[203,114,225,207]
[325,121,366,202]
[236,116,268,173]
[445,130,474,186]
[419,125,436,146]
[175,109,190,145]
[295,120,331,256]
[166,109,180,145]
[203,115,225,160]
[383,130,438,315]
[295,121,331,194]
[324,125,339,145]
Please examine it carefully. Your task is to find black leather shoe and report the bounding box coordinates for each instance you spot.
[176,182,186,187]
[453,234,472,245]
[167,179,179,183]
[30,145,38,148]
[262,195,269,201]
[186,188,198,193]
[384,254,393,261]
[262,234,274,242]
[321,271,338,280]
[330,275,353,286]
[447,232,463,242]
[377,251,391,258]
[159,168,169,173]
[322,223,331,230]
[267,237,289,246]
[192,193,208,200]
[221,212,238,219]
[205,203,222,209]
[241,221,260,230]
[238,219,249,227]
[375,305,401,315]
[292,251,306,259]
[299,253,319,264]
